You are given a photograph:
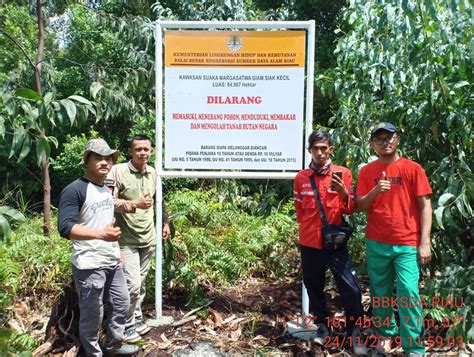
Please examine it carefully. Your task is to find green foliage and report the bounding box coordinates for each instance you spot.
[346,212,370,269]
[2,331,37,354]
[0,4,37,85]
[0,216,71,318]
[127,115,155,142]
[326,0,473,228]
[146,188,299,306]
[0,205,26,243]
[324,0,473,249]
[424,249,474,342]
[2,0,347,213]
[63,4,154,124]
[2,0,471,346]
[0,328,33,356]
[0,88,96,166]
[51,130,99,191]
[1,193,298,315]
[0,217,67,351]
[155,0,260,21]
[320,0,473,340]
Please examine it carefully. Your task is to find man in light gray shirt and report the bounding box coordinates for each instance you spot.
[58,139,139,356]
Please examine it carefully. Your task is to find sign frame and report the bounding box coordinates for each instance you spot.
[152,21,315,322]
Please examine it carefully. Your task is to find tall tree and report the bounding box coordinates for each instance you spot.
[0,1,96,235]
[319,0,472,338]
[35,0,52,235]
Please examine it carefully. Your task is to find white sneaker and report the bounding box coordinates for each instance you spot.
[105,343,139,356]
[135,320,151,335]
[123,328,141,343]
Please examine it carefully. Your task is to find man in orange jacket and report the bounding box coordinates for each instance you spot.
[294,131,364,352]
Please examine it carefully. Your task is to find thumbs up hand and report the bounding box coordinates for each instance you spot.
[101,218,121,241]
[375,171,391,194]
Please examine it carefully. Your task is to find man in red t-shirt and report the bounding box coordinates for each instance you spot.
[356,123,432,356]
[294,131,364,353]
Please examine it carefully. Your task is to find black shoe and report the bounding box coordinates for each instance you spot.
[312,323,330,346]
[351,327,368,356]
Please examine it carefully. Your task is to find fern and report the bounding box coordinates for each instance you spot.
[161,187,299,306]
[0,216,71,320]
[8,332,38,352]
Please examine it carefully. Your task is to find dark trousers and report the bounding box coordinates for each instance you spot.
[300,244,363,334]
[73,264,129,357]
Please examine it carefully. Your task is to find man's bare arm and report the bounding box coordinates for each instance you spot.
[417,195,432,264]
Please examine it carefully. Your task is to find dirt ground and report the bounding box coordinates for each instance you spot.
[18,273,471,356]
[134,275,470,356]
[139,277,307,356]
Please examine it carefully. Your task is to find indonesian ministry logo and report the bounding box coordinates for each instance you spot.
[226,35,243,52]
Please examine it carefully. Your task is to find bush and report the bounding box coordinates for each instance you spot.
[147,188,299,306]
[51,130,100,193]
[0,215,71,352]
[423,248,474,343]
[0,216,71,319]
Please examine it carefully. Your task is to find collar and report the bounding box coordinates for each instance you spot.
[81,176,105,187]
[127,160,152,174]
[301,166,339,178]
[309,159,332,176]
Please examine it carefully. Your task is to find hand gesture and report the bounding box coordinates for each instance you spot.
[375,171,391,194]
[102,218,121,241]
[134,193,154,209]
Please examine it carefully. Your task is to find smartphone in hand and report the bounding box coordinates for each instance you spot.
[331,171,343,191]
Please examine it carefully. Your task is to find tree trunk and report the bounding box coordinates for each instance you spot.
[33,279,81,356]
[41,129,51,235]
[35,0,51,235]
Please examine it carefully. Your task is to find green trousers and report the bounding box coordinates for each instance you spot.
[366,239,425,354]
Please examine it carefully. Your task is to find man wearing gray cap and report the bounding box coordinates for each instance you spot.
[356,123,432,356]
[58,139,139,356]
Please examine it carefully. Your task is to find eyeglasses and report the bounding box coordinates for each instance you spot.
[372,135,397,145]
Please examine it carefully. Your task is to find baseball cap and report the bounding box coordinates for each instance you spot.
[370,122,398,139]
[80,139,119,166]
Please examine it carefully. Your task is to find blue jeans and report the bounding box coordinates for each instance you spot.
[73,264,129,357]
